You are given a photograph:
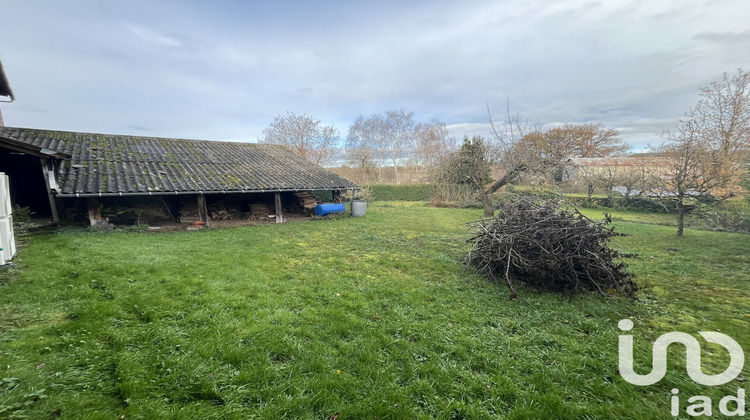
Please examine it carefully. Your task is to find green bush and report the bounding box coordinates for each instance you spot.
[558,195,677,213]
[315,184,433,203]
[429,183,478,208]
[313,190,334,203]
[696,200,750,233]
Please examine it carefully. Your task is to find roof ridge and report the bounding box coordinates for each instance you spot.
[0,125,266,146]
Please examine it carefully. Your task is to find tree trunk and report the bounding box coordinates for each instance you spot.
[486,164,526,196]
[479,189,494,217]
[676,199,686,237]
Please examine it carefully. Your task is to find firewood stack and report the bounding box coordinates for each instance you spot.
[179,198,200,223]
[294,191,318,210]
[248,203,272,219]
[207,200,236,220]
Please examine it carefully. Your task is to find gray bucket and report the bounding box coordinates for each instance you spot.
[351,200,367,217]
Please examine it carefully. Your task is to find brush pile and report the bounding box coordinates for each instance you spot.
[466,196,637,298]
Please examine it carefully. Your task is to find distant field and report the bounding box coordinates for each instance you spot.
[1,202,748,419]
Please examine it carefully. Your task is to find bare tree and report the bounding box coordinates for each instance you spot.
[656,119,717,236]
[483,102,543,202]
[520,123,628,182]
[574,165,601,198]
[615,156,662,199]
[438,102,541,217]
[345,115,381,182]
[345,109,418,184]
[380,110,417,184]
[260,112,340,166]
[413,119,456,181]
[692,68,750,192]
[413,119,454,166]
[654,69,750,236]
[525,123,627,160]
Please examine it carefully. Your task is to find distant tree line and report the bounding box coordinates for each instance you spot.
[259,68,749,236]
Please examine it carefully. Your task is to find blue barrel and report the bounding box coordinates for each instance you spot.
[315,203,346,216]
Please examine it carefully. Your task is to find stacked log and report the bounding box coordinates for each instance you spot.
[248,203,272,218]
[179,198,200,223]
[207,200,237,220]
[294,191,318,209]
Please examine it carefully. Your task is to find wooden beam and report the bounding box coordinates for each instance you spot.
[274,192,283,223]
[39,158,60,223]
[197,194,208,225]
[86,198,102,226]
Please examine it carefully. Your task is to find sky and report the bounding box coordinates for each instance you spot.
[1,0,749,153]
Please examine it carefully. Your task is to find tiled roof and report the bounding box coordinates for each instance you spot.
[0,126,357,196]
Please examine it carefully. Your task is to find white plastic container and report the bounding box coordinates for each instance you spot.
[0,173,16,261]
[351,200,367,217]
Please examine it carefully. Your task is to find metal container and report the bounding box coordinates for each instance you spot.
[351,200,367,217]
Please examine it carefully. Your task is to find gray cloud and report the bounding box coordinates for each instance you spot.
[0,0,749,149]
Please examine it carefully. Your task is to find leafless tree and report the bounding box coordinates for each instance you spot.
[260,112,340,166]
[484,102,543,199]
[656,120,717,236]
[525,123,628,161]
[345,115,382,182]
[380,110,417,184]
[413,119,456,181]
[345,109,419,184]
[438,101,542,216]
[413,120,454,166]
[614,156,662,199]
[655,68,750,236]
[692,68,750,190]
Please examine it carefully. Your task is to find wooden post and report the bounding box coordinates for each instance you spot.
[86,198,103,225]
[274,192,283,223]
[40,158,60,223]
[197,194,208,225]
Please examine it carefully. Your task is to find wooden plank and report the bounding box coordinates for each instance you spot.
[86,198,102,225]
[275,192,283,223]
[39,158,59,223]
[197,194,208,224]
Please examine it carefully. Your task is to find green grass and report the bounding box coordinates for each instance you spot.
[1,202,749,419]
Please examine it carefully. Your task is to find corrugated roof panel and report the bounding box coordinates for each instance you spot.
[0,126,356,195]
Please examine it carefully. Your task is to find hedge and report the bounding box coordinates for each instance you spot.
[507,187,678,213]
[370,184,434,201]
[314,184,434,202]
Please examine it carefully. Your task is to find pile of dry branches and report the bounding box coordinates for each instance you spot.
[466,197,637,298]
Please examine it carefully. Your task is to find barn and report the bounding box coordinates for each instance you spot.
[0,126,358,226]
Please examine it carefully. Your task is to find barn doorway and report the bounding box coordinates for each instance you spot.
[0,147,53,218]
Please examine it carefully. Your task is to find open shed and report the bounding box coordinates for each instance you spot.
[0,126,358,226]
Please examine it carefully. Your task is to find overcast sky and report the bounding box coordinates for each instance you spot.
[1,0,749,152]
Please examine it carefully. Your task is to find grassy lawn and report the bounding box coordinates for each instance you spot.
[1,202,748,419]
